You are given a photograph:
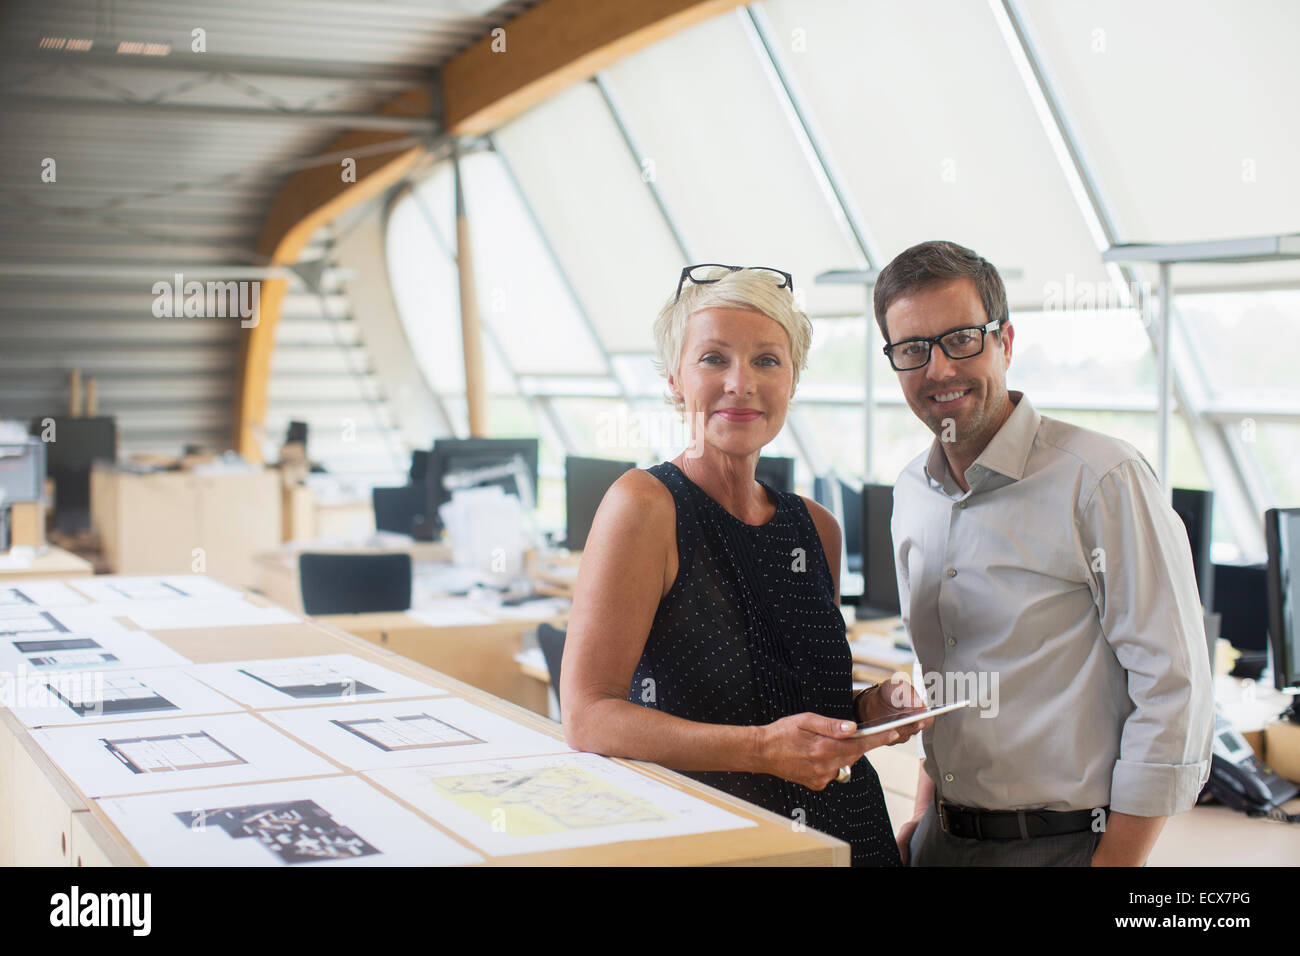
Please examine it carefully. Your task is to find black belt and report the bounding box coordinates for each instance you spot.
[936,798,1107,841]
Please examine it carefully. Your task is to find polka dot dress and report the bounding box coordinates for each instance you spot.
[630,462,901,867]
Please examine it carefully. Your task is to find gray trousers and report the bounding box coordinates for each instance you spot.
[908,804,1102,866]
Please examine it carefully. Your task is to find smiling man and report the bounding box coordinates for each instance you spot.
[876,240,1213,866]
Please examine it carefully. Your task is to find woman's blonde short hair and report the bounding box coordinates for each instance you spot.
[652,266,813,416]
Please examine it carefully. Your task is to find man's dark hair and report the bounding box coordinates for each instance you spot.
[873,240,1008,344]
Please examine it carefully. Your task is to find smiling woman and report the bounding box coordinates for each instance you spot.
[559,265,930,867]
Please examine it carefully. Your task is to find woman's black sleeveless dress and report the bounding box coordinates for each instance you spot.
[629,461,901,866]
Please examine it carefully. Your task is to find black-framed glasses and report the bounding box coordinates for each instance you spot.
[675,263,794,302]
[882,319,1004,371]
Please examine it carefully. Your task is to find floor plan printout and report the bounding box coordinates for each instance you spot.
[0,628,191,675]
[111,599,300,631]
[32,713,339,796]
[263,696,572,770]
[365,752,757,856]
[1,667,241,728]
[0,581,90,608]
[69,575,244,604]
[0,605,131,639]
[62,576,297,631]
[188,655,446,709]
[96,776,484,866]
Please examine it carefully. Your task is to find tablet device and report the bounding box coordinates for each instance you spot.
[850,699,971,737]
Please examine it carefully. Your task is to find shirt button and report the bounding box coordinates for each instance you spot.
[947,637,956,646]
[946,568,957,577]
[944,773,954,782]
[955,501,966,510]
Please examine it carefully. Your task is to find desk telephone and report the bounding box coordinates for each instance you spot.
[1206,710,1299,817]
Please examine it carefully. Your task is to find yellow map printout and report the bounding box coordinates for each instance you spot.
[430,764,671,835]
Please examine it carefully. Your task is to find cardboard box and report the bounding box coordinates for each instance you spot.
[8,501,44,548]
[1265,720,1300,783]
[92,466,281,588]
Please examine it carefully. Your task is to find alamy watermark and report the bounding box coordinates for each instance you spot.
[881,669,1001,718]
[1041,273,1153,316]
[151,273,259,327]
[593,407,709,459]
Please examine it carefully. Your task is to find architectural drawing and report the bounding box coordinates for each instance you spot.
[176,799,380,864]
[366,753,756,856]
[189,654,439,710]
[13,637,117,669]
[104,730,247,774]
[333,712,481,752]
[260,696,563,772]
[48,673,179,718]
[98,777,486,866]
[0,586,34,607]
[108,580,190,601]
[0,607,66,637]
[239,661,381,700]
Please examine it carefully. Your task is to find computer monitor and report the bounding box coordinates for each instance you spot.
[755,456,795,494]
[409,450,430,484]
[372,484,427,537]
[1172,487,1215,610]
[1264,508,1300,701]
[860,483,900,616]
[30,416,116,532]
[1213,562,1269,653]
[813,476,862,575]
[426,438,540,536]
[565,456,635,551]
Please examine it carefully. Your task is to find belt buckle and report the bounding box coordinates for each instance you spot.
[937,799,951,835]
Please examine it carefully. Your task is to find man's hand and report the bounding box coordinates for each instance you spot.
[1090,810,1167,866]
[857,676,934,744]
[896,810,925,864]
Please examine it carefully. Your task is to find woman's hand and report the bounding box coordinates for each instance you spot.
[757,713,900,791]
[858,676,934,745]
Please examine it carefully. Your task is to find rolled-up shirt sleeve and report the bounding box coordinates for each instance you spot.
[1081,458,1214,816]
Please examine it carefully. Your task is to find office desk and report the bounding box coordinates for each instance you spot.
[0,546,94,581]
[316,607,567,717]
[0,575,846,867]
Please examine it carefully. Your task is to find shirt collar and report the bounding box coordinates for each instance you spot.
[922,391,1039,494]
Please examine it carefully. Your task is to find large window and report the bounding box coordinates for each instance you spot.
[380,2,1297,555]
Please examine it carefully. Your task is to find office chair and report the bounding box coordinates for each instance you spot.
[536,622,567,718]
[298,552,412,616]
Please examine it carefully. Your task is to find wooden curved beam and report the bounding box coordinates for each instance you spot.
[232,88,431,459]
[235,0,744,459]
[442,0,746,135]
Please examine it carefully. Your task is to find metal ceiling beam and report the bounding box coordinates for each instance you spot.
[0,262,357,282]
[7,95,438,132]
[591,72,693,263]
[1105,235,1300,265]
[0,50,435,84]
[992,0,1268,557]
[740,5,879,272]
[742,3,886,485]
[489,135,625,394]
